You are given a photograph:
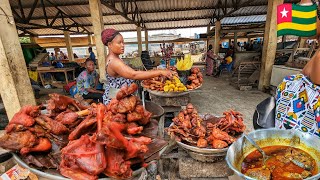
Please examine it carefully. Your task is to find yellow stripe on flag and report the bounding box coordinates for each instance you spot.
[292,10,316,18]
[278,22,316,31]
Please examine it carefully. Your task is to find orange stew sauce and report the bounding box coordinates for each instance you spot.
[241,146,317,180]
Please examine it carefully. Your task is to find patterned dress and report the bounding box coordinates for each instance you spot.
[276,74,320,140]
[102,59,134,105]
[76,70,98,95]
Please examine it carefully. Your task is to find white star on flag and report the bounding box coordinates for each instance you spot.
[281,7,289,18]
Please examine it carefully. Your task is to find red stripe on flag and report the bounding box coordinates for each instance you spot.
[277,3,292,24]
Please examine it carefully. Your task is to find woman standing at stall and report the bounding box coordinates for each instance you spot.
[101,29,174,104]
[205,44,215,76]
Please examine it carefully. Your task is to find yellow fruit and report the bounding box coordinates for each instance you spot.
[169,84,175,89]
[178,87,184,91]
[169,88,174,92]
[164,85,169,92]
[184,87,187,91]
[176,83,183,87]
[174,87,179,92]
[165,80,171,85]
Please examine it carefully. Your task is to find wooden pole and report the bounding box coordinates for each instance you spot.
[89,0,107,82]
[258,0,284,90]
[145,29,149,51]
[64,31,74,61]
[0,0,36,120]
[234,32,238,51]
[137,26,142,56]
[207,25,210,50]
[88,34,93,46]
[214,21,221,54]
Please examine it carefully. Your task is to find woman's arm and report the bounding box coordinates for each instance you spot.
[109,58,173,80]
[303,49,320,84]
[86,88,104,94]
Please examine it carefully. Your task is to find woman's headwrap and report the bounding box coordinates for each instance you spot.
[101,28,120,46]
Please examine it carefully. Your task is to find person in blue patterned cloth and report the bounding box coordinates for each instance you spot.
[276,49,320,139]
[100,28,174,104]
[76,58,104,102]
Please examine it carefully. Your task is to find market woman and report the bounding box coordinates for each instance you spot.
[101,28,174,104]
[275,49,320,139]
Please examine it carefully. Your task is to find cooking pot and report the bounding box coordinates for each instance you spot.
[226,129,320,180]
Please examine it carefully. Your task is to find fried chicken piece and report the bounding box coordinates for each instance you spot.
[60,135,106,180]
[104,147,132,179]
[117,96,137,113]
[125,136,152,160]
[0,130,37,151]
[212,139,228,149]
[127,123,143,135]
[112,113,127,123]
[139,110,152,125]
[35,115,68,135]
[197,138,208,148]
[192,125,206,137]
[55,110,79,125]
[209,128,235,144]
[6,105,40,132]
[47,93,88,113]
[60,160,97,180]
[68,115,97,140]
[116,83,138,100]
[20,137,52,155]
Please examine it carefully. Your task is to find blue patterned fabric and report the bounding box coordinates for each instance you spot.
[76,70,98,95]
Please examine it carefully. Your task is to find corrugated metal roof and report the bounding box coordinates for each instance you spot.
[221,15,266,25]
[11,0,300,36]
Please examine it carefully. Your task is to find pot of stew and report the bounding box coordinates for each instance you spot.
[226,129,320,180]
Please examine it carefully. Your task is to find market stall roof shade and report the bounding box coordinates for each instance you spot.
[10,0,299,36]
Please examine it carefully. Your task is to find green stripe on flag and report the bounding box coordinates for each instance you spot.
[292,4,317,12]
[292,17,316,24]
[277,29,316,37]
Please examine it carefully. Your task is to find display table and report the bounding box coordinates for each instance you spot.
[37,67,76,86]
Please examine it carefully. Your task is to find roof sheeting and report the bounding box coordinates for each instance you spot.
[11,0,299,36]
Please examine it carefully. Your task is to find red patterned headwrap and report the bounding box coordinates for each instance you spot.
[101,28,120,46]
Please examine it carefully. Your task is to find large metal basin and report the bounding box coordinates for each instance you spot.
[144,101,164,121]
[226,129,320,180]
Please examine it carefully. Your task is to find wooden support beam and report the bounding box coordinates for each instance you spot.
[89,0,106,82]
[258,0,284,90]
[234,32,238,50]
[40,0,49,25]
[18,0,26,21]
[214,21,221,54]
[207,25,211,49]
[221,27,265,33]
[137,26,142,56]
[144,29,149,51]
[26,0,39,23]
[28,4,269,20]
[88,34,93,45]
[64,31,74,61]
[0,0,36,120]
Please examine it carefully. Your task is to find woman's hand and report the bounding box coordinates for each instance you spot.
[160,70,174,79]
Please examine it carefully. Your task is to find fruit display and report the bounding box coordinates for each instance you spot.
[0,83,167,180]
[186,67,203,90]
[167,104,245,149]
[142,75,187,92]
[176,54,193,71]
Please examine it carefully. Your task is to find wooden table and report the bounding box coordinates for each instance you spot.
[37,67,76,86]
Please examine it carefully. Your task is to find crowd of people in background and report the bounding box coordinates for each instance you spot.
[229,40,263,52]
